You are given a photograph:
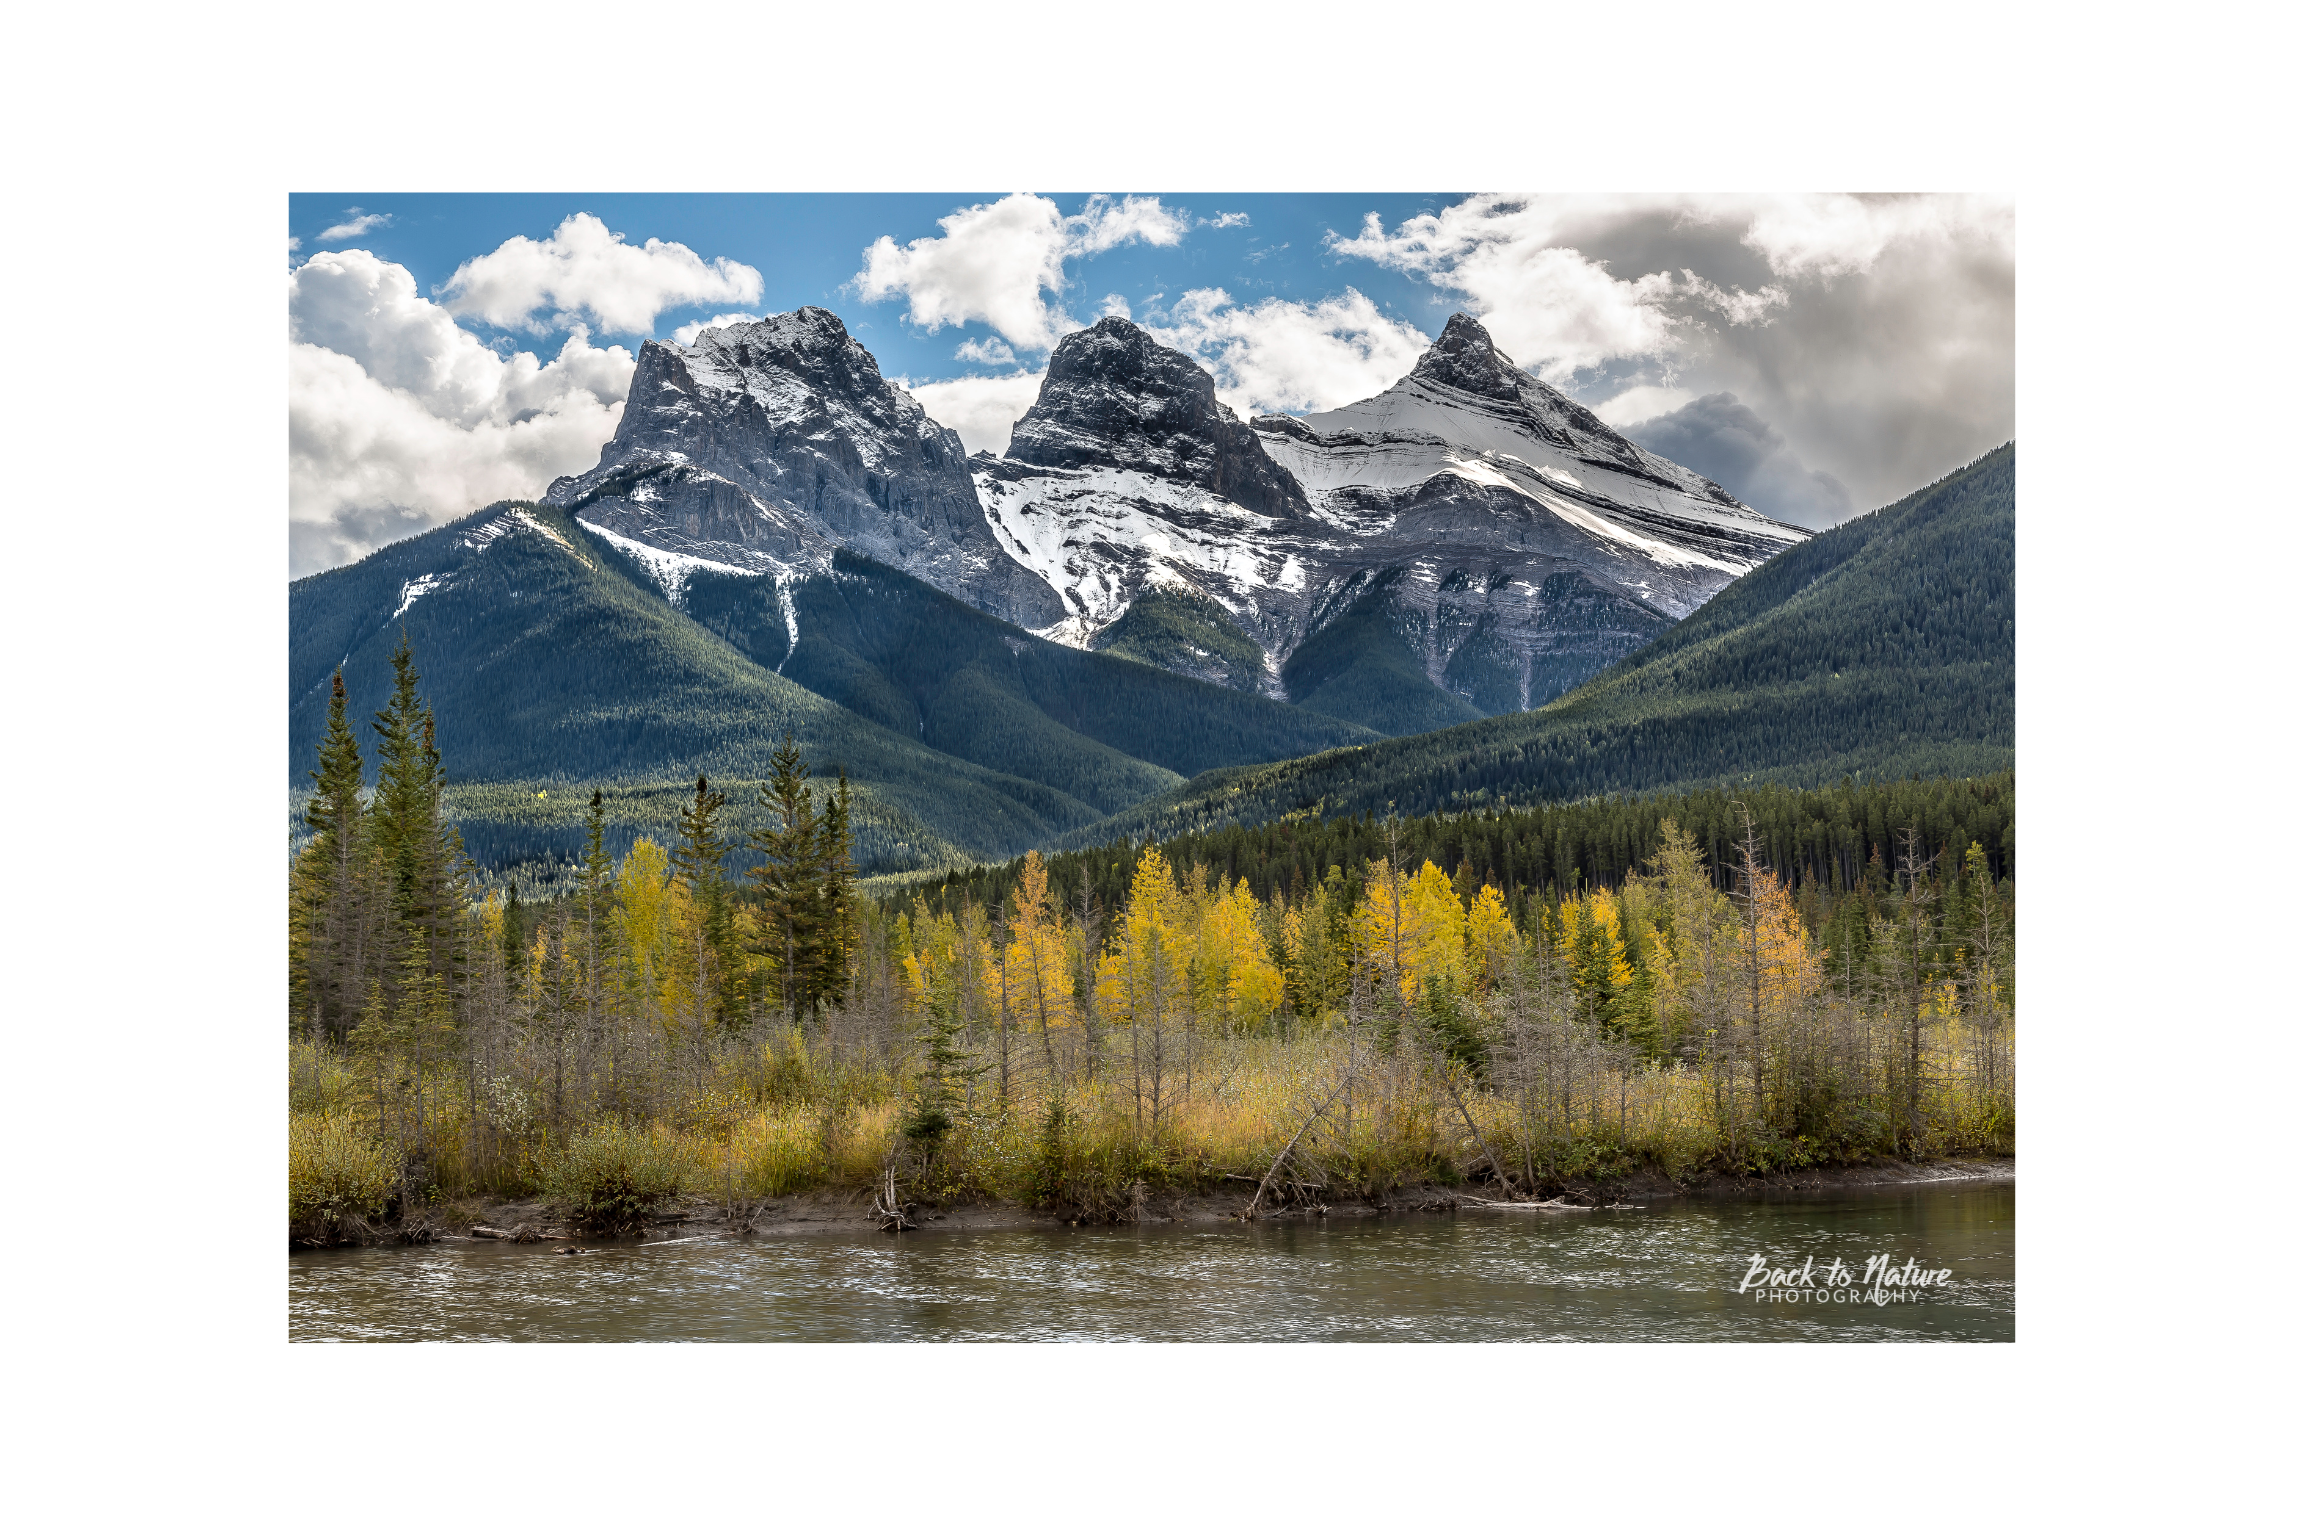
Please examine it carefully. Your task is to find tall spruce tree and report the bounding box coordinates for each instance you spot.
[672,774,738,1032]
[579,788,610,1044]
[370,637,453,976]
[751,735,821,1022]
[501,880,526,982]
[294,671,368,1042]
[810,769,857,1011]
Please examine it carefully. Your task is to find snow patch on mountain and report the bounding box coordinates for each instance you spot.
[462,507,583,561]
[393,573,443,619]
[1523,489,1750,574]
[976,464,1293,638]
[577,517,762,604]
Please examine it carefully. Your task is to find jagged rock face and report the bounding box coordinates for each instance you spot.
[533,305,1804,726]
[979,312,1809,715]
[1007,317,1311,519]
[544,308,1064,626]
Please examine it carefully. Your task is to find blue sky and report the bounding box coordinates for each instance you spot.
[287,192,1472,381]
[286,192,2014,574]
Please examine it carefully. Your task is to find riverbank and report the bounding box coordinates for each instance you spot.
[323,1156,2013,1248]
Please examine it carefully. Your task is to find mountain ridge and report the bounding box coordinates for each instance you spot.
[1049,442,2015,847]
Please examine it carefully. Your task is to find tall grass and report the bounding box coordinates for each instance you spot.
[288,1112,395,1240]
[291,1001,2012,1232]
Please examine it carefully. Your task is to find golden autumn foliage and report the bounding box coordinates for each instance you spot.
[1357,858,1470,1001]
[1001,850,1077,1042]
[293,807,2011,1239]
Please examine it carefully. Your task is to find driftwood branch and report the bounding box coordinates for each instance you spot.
[1245,1071,1357,1219]
[870,1166,915,1231]
[1428,1048,1520,1201]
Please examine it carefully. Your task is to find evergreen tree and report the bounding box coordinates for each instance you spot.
[369,635,461,990]
[501,880,526,982]
[672,774,738,1032]
[810,769,857,1011]
[750,735,822,1021]
[579,788,611,1043]
[294,670,368,1042]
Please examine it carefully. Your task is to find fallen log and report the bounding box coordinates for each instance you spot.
[1456,1195,1586,1210]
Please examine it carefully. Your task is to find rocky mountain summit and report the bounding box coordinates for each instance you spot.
[543,308,1064,626]
[540,306,1807,732]
[1005,316,1313,519]
[975,313,1807,726]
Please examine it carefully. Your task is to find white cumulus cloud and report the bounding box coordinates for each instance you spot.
[288,249,635,575]
[906,372,1046,457]
[671,312,763,345]
[1591,384,1695,426]
[1330,193,2013,517]
[317,207,392,242]
[437,212,764,335]
[1147,287,1432,417]
[854,193,1188,353]
[954,335,1017,366]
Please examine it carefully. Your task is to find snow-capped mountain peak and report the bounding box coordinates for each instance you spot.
[533,304,1808,727]
[542,307,1063,627]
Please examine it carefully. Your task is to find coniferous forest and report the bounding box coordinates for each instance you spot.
[290,639,2014,1242]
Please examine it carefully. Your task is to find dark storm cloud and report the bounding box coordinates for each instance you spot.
[1333,196,2013,523]
[1623,392,1854,530]
[290,502,437,577]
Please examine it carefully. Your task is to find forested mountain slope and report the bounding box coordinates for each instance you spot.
[1060,443,2015,845]
[288,503,1122,869]
[902,773,2016,933]
[290,503,1375,874]
[678,550,1376,808]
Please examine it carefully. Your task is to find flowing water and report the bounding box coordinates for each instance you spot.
[289,1180,2012,1341]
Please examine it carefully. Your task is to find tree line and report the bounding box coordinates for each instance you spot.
[290,641,2014,1239]
[291,637,859,1052]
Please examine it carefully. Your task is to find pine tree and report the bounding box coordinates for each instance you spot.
[501,880,526,983]
[751,734,821,1022]
[295,670,367,1042]
[579,788,611,1047]
[672,774,734,1034]
[368,636,462,1004]
[810,769,857,1012]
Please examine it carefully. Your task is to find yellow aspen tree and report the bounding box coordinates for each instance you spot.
[1750,867,1822,1015]
[1646,819,1737,1050]
[614,839,680,1040]
[1404,860,1470,998]
[1466,883,1518,994]
[900,901,962,1026]
[654,877,701,1043]
[1358,856,1410,1001]
[1100,848,1188,1130]
[1355,858,1469,1001]
[1003,852,1076,1082]
[1203,877,1284,1029]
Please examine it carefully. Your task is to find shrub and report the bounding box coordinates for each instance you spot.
[289,1113,395,1242]
[724,1106,823,1197]
[539,1123,689,1233]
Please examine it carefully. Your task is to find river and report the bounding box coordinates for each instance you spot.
[289,1180,2012,1341]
